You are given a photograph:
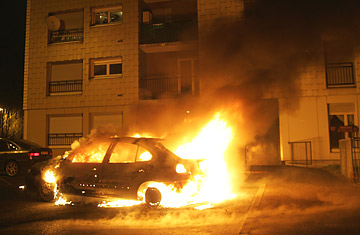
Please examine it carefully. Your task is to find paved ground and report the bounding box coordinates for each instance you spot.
[241,165,360,234]
[1,166,360,234]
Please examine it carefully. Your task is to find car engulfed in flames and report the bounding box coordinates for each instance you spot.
[26,113,237,209]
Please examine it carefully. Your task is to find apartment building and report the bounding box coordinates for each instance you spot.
[24,0,359,167]
[279,38,360,167]
[23,0,243,156]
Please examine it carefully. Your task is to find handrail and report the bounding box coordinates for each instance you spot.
[140,19,198,44]
[48,133,82,146]
[49,80,82,93]
[326,62,355,87]
[49,28,83,44]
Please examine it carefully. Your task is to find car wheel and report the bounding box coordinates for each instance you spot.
[145,187,161,205]
[5,160,19,177]
[37,179,55,202]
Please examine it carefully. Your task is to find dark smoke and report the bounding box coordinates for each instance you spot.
[129,0,360,163]
[202,0,360,108]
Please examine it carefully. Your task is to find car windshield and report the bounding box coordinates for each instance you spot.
[14,139,43,149]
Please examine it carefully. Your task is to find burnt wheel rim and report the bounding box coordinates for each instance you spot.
[5,161,19,176]
[39,181,54,198]
[145,187,161,205]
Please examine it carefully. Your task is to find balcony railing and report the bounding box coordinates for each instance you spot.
[49,28,83,44]
[326,62,355,87]
[48,133,82,146]
[140,77,179,99]
[49,80,82,94]
[140,19,198,44]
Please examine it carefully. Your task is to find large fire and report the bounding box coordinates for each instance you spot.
[44,112,237,209]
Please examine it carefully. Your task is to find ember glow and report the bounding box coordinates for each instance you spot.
[49,112,237,209]
[98,199,142,208]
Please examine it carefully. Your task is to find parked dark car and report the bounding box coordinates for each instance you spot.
[0,138,53,177]
[26,137,201,204]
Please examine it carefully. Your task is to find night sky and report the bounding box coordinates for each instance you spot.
[0,1,26,109]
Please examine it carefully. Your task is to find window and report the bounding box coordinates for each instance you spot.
[71,141,111,163]
[48,60,83,94]
[48,115,83,146]
[109,143,152,163]
[48,10,84,44]
[178,58,199,95]
[109,143,138,163]
[90,113,123,130]
[136,146,153,162]
[324,40,355,88]
[90,57,122,79]
[91,5,123,26]
[8,141,20,151]
[328,103,356,151]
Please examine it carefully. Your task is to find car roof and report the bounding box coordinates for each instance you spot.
[0,138,44,149]
[110,136,163,142]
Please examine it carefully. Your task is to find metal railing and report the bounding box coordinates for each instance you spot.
[351,137,360,183]
[139,77,179,99]
[49,28,83,44]
[48,133,82,146]
[289,141,312,166]
[49,80,82,94]
[140,19,198,44]
[326,62,355,87]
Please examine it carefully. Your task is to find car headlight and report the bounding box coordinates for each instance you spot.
[176,164,187,174]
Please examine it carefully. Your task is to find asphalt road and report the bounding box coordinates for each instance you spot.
[1,166,360,234]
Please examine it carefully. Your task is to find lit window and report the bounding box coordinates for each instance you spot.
[328,103,356,151]
[90,57,122,79]
[91,5,123,26]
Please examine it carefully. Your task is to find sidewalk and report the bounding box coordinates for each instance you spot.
[242,165,360,235]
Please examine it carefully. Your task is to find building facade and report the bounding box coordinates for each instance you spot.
[24,0,359,167]
[24,0,243,156]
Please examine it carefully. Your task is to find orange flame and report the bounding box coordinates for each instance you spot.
[53,112,236,208]
[146,112,236,208]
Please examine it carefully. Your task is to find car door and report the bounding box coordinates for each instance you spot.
[0,140,29,176]
[100,141,154,199]
[59,140,112,196]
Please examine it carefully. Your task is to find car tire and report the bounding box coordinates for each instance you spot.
[5,160,20,177]
[37,179,55,202]
[145,187,161,205]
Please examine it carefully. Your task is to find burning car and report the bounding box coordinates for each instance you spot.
[25,136,201,205]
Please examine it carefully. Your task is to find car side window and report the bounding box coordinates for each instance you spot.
[109,142,139,163]
[71,141,111,163]
[7,141,20,151]
[136,146,152,162]
[0,140,9,151]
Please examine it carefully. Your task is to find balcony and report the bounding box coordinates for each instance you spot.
[326,62,356,88]
[140,19,198,44]
[49,28,83,44]
[48,133,82,146]
[49,80,82,94]
[140,77,178,99]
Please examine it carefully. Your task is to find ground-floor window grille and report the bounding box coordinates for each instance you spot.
[49,80,82,93]
[48,133,82,146]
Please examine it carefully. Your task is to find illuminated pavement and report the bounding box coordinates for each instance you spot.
[1,166,360,234]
